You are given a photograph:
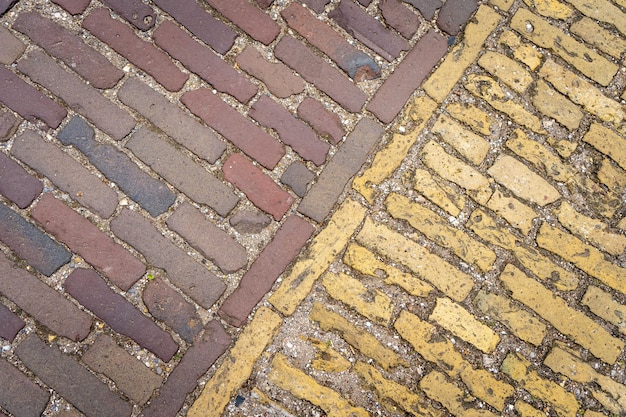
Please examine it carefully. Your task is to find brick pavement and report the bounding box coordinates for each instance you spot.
[1,0,626,416]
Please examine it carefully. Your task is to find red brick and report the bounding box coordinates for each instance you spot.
[223,153,295,221]
[297,97,345,144]
[0,252,92,341]
[0,66,66,129]
[31,194,146,291]
[152,0,237,55]
[274,36,367,113]
[100,0,156,30]
[402,0,442,20]
[0,107,19,141]
[83,8,188,92]
[236,46,305,99]
[16,50,135,140]
[282,3,380,80]
[153,20,257,103]
[0,357,49,417]
[250,95,330,165]
[0,303,25,342]
[0,152,43,208]
[380,0,420,39]
[219,215,314,327]
[367,29,448,123]
[13,12,124,89]
[0,26,25,64]
[297,0,330,14]
[329,0,410,61]
[182,88,285,169]
[51,0,90,15]
[205,0,280,45]
[281,161,315,197]
[65,268,178,362]
[436,0,478,36]
[166,202,247,274]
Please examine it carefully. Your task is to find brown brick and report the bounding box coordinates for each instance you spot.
[0,107,19,141]
[51,0,90,14]
[281,161,315,197]
[0,26,25,64]
[13,12,124,89]
[229,210,271,234]
[436,0,478,35]
[403,0,442,19]
[297,98,345,144]
[83,8,188,92]
[0,152,42,208]
[380,0,420,39]
[153,20,257,103]
[205,0,280,45]
[0,303,24,342]
[297,0,330,14]
[0,357,49,417]
[100,0,156,30]
[219,215,314,327]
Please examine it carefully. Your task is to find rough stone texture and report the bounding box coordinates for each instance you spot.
[0,107,19,141]
[297,0,329,14]
[281,161,315,197]
[205,0,280,45]
[51,0,90,14]
[0,303,24,342]
[0,152,43,208]
[0,26,25,64]
[229,210,272,234]
[297,97,345,144]
[380,0,421,39]
[100,0,156,30]
[0,356,49,417]
[402,0,442,19]
[236,46,305,98]
[437,0,478,36]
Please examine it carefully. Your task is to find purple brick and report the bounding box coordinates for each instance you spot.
[0,26,25,65]
[0,0,17,15]
[100,0,156,30]
[0,357,49,417]
[64,268,178,362]
[0,106,20,142]
[0,252,92,341]
[0,303,25,342]
[205,0,280,45]
[13,12,124,89]
[15,334,132,417]
[0,152,43,208]
[140,321,231,417]
[256,0,273,9]
[402,0,442,20]
[297,0,329,14]
[219,215,314,327]
[153,20,257,103]
[281,161,315,197]
[51,0,90,15]
[437,0,478,36]
[297,97,345,144]
[31,194,146,291]
[380,0,420,39]
[249,95,330,165]
[83,8,188,92]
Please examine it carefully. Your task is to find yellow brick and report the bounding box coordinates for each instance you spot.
[270,198,366,315]
[489,0,514,11]
[458,367,514,413]
[570,16,626,60]
[501,353,580,416]
[478,51,534,94]
[445,102,494,136]
[413,168,466,217]
[474,290,547,346]
[532,80,583,130]
[309,338,351,373]
[556,201,626,256]
[354,361,443,417]
[537,223,626,297]
[465,74,546,134]
[386,193,496,272]
[424,5,502,102]
[357,217,474,302]
[514,400,547,417]
[500,263,624,364]
[512,8,618,86]
[310,302,407,370]
[188,307,282,417]
[432,114,490,165]
[582,286,626,336]
[269,353,370,417]
[488,155,561,206]
[598,159,626,192]
[522,0,575,18]
[353,96,436,203]
[420,140,493,204]
[486,190,537,234]
[498,30,543,70]
[584,123,626,171]
[322,271,393,325]
[429,297,500,354]
[564,0,626,36]
[343,243,434,297]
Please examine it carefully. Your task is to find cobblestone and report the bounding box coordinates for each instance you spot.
[0,356,49,417]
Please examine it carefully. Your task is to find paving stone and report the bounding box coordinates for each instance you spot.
[100,0,156,30]
[298,117,383,222]
[498,30,543,71]
[0,303,24,342]
[0,0,16,15]
[445,101,494,136]
[379,0,420,39]
[571,16,626,60]
[83,8,188,92]
[229,210,271,234]
[531,80,583,130]
[566,0,626,36]
[274,36,367,113]
[218,215,314,327]
[249,95,330,165]
[297,0,330,14]
[0,107,19,141]
[181,88,284,169]
[83,334,162,405]
[205,0,279,45]
[13,12,124,89]
[281,161,315,197]
[51,0,90,14]
[0,26,25,64]
[141,320,231,417]
[56,409,86,417]
[412,168,466,217]
[582,286,626,336]
[583,123,626,171]
[11,130,118,218]
[64,268,178,362]
[110,209,226,309]
[142,277,203,343]
[151,0,237,55]
[281,3,380,80]
[297,98,345,144]
[0,252,91,341]
[154,20,257,104]
[478,50,533,95]
[432,114,490,165]
[126,126,238,216]
[0,152,42,208]
[402,0,442,19]
[57,116,176,217]
[436,0,478,35]
[0,356,50,417]
[255,0,273,9]
[16,50,135,140]
[166,202,247,274]
[485,190,536,234]
[16,333,133,417]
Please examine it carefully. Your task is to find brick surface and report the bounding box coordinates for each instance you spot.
[0,0,16,15]
[0,107,19,141]
[0,26,25,64]
[51,0,90,14]
[0,152,42,208]
[281,161,315,197]
[380,0,420,39]
[297,97,345,144]
[100,0,156,30]
[83,8,188,92]
[205,0,280,45]
[297,0,330,14]
[0,303,24,342]
[436,0,478,35]
[0,357,50,417]
[403,0,442,19]
[229,210,271,234]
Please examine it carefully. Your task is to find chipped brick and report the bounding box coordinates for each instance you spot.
[297,98,345,144]
[100,0,156,30]
[281,161,315,197]
[205,0,280,45]
[236,46,305,98]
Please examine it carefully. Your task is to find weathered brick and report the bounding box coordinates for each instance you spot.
[523,0,575,19]
[571,16,626,60]
[153,20,257,103]
[380,0,420,39]
[281,161,315,197]
[485,190,536,234]
[413,168,466,217]
[297,0,330,13]
[0,357,50,417]
[445,102,494,136]
[17,50,135,140]
[584,123,626,171]
[0,252,91,341]
[0,152,42,208]
[436,0,478,35]
[256,0,273,9]
[0,26,25,64]
[51,0,90,15]
[515,400,547,417]
[126,126,238,216]
[402,0,442,19]
[205,0,279,44]
[498,30,542,70]
[297,97,345,144]
[432,114,490,165]
[166,202,247,274]
[100,0,156,30]
[236,46,304,99]
[110,209,226,309]
[82,334,163,405]
[11,131,118,218]
[229,210,271,234]
[13,12,124,89]
[0,303,24,342]
[0,0,16,15]
[598,158,626,192]
[250,95,330,165]
[478,51,533,94]
[181,88,284,169]
[274,36,367,113]
[565,0,626,36]
[16,333,133,417]
[0,107,19,141]
[309,339,351,373]
[583,286,626,336]
[83,8,188,92]
[367,29,447,123]
[531,80,583,130]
